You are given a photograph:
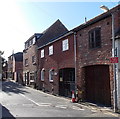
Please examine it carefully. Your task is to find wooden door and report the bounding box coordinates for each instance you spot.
[85,65,111,106]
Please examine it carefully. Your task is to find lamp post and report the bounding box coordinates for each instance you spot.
[0,51,4,80]
[100,5,118,112]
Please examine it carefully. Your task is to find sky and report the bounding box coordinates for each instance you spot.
[0,0,119,59]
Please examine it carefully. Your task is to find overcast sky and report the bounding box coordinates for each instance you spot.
[0,0,119,59]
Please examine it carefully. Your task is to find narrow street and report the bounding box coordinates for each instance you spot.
[0,80,119,118]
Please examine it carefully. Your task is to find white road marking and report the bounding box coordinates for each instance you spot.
[55,105,67,109]
[20,94,52,107]
[38,103,51,106]
[20,94,43,107]
[72,106,84,111]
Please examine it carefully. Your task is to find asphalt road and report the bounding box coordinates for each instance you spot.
[0,80,119,118]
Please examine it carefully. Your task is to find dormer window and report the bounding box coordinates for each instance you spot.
[33,37,36,44]
[30,39,33,46]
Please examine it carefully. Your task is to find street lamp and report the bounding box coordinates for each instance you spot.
[100,5,117,112]
[0,51,4,80]
[100,5,109,12]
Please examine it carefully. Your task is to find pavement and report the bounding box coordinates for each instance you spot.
[1,80,120,118]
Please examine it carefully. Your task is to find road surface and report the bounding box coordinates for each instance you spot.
[0,80,119,118]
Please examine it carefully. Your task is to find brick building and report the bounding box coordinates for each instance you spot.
[37,20,70,94]
[73,5,120,108]
[13,52,23,84]
[22,5,120,109]
[23,33,42,87]
[8,52,23,84]
[23,20,68,88]
[2,57,8,81]
[8,55,13,80]
[37,31,75,96]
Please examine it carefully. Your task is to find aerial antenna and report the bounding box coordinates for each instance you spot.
[85,17,87,23]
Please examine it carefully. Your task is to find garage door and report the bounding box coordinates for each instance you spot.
[85,65,111,106]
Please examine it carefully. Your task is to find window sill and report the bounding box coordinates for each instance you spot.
[62,49,69,52]
[25,64,28,67]
[49,80,53,83]
[32,62,36,65]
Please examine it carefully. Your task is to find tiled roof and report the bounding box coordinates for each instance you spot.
[13,52,23,62]
[25,33,43,43]
[37,19,68,48]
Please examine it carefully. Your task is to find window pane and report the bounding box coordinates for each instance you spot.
[89,28,101,49]
[49,70,53,82]
[25,59,28,66]
[41,49,44,58]
[41,70,44,81]
[62,39,69,51]
[95,29,101,47]
[32,56,35,63]
[49,45,53,55]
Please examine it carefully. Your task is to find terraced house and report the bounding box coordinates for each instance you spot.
[8,52,23,84]
[23,20,68,88]
[37,30,75,97]
[73,5,120,109]
[23,33,42,87]
[36,20,69,91]
[22,5,120,111]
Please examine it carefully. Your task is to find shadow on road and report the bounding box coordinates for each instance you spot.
[2,81,29,95]
[1,103,16,119]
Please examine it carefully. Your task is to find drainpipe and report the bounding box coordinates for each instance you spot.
[74,32,77,91]
[111,13,118,112]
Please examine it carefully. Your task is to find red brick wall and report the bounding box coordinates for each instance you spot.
[76,11,120,106]
[23,45,37,73]
[15,62,23,72]
[37,33,74,94]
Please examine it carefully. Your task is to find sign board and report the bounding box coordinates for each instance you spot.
[110,57,119,63]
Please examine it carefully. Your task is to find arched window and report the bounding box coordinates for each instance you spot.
[41,68,45,81]
[49,69,54,82]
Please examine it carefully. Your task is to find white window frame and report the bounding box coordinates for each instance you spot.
[41,49,44,58]
[49,45,53,55]
[49,70,53,82]
[62,39,69,51]
[25,59,28,66]
[33,37,36,44]
[32,55,35,64]
[41,69,45,81]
